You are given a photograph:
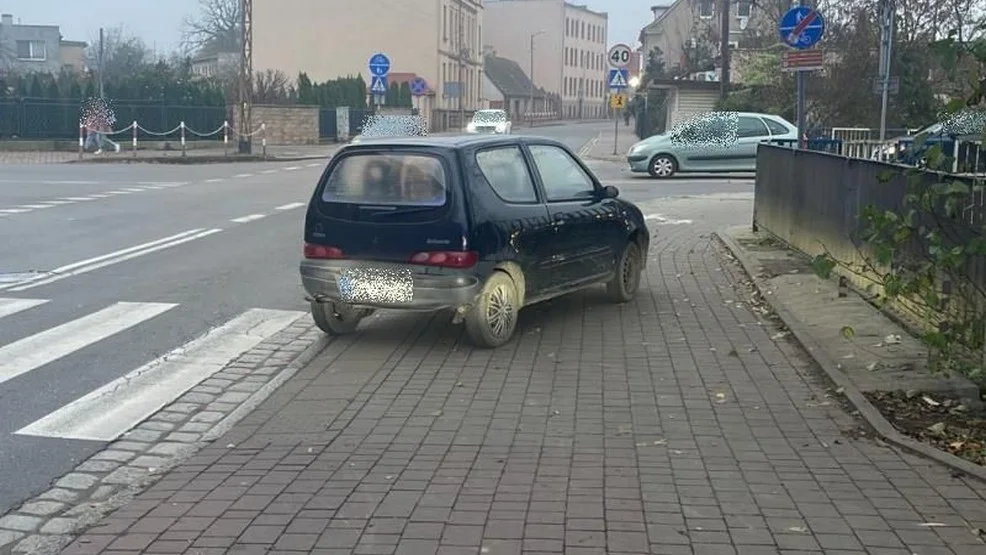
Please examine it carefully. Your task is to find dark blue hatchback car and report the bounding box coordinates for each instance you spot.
[300,134,650,348]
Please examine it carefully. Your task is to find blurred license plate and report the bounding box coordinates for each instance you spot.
[338,267,413,304]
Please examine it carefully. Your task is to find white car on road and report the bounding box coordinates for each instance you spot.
[466,109,512,134]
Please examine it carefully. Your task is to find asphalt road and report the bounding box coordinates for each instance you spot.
[0,121,751,515]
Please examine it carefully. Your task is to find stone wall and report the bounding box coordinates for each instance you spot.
[229,104,319,145]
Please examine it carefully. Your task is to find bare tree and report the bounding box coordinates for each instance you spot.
[181,0,241,55]
[86,26,152,82]
[253,69,290,103]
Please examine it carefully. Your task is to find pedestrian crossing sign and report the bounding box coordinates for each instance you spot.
[610,93,627,109]
[370,75,388,94]
[607,68,629,90]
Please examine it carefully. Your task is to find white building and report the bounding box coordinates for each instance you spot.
[484,0,609,118]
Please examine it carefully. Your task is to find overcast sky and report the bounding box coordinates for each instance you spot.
[10,0,656,54]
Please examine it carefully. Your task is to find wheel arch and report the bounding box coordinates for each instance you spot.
[490,262,527,306]
[627,228,650,268]
[650,152,680,168]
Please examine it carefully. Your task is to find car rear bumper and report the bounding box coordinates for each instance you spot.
[300,259,483,311]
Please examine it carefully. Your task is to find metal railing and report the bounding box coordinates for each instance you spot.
[769,136,986,177]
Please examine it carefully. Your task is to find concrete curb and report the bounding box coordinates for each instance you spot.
[202,333,330,443]
[714,227,986,483]
[66,154,331,165]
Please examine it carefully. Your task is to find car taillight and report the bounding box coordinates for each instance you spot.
[304,243,345,259]
[410,251,478,268]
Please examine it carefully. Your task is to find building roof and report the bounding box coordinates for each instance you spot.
[483,55,547,99]
[565,2,607,18]
[638,0,684,45]
[59,40,87,47]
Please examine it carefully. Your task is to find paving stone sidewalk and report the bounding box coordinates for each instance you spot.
[60,221,986,555]
[0,145,341,165]
[586,123,639,161]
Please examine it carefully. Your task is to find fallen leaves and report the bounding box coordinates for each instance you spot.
[865,390,986,467]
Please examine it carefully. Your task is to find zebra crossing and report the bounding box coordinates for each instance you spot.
[0,296,307,442]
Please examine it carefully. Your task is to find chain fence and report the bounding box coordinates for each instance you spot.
[80,120,268,158]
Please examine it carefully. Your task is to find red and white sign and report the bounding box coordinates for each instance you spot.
[781,50,824,72]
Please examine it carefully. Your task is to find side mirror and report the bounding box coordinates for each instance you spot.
[602,185,619,198]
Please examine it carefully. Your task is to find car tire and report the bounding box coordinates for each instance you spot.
[464,271,519,348]
[311,300,371,335]
[648,154,677,178]
[605,241,643,303]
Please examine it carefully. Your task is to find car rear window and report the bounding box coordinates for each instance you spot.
[321,153,447,206]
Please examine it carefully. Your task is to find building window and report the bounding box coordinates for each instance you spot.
[698,0,713,17]
[737,0,752,17]
[16,40,46,61]
[728,40,739,50]
[443,7,448,40]
[580,21,585,39]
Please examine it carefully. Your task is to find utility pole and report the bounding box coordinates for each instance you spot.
[457,0,465,129]
[238,0,253,154]
[529,34,535,126]
[877,0,895,142]
[719,0,730,100]
[98,27,105,98]
[795,0,807,144]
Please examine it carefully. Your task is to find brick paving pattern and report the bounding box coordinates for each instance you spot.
[60,222,986,555]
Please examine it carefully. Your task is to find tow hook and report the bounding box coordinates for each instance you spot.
[451,305,470,325]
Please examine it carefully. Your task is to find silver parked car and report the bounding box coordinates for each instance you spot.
[626,111,798,178]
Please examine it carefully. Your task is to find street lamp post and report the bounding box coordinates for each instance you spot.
[529,31,545,127]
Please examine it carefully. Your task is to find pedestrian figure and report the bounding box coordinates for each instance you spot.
[81,98,120,154]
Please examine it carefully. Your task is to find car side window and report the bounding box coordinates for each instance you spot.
[475,146,538,203]
[762,118,789,135]
[528,145,596,201]
[737,116,770,138]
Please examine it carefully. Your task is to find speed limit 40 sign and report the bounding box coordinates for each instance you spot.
[607,43,632,68]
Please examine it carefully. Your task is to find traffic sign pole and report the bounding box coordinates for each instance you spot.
[779,4,825,147]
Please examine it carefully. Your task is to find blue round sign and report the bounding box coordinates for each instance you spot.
[409,77,429,97]
[368,53,391,77]
[778,6,825,50]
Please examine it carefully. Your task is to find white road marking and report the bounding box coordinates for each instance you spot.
[87,194,111,198]
[60,197,96,202]
[645,213,693,225]
[231,214,266,223]
[39,200,75,206]
[16,309,305,441]
[0,298,48,320]
[2,229,223,292]
[260,170,278,174]
[104,190,132,195]
[0,180,100,185]
[139,185,165,190]
[0,208,33,214]
[139,182,188,187]
[205,178,225,183]
[123,188,147,192]
[275,202,305,211]
[20,204,52,209]
[284,166,300,171]
[233,173,253,178]
[306,163,321,167]
[0,302,177,386]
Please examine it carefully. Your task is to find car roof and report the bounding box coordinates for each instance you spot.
[338,134,566,151]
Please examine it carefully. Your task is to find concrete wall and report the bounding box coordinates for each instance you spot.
[238,105,320,145]
[253,0,483,113]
